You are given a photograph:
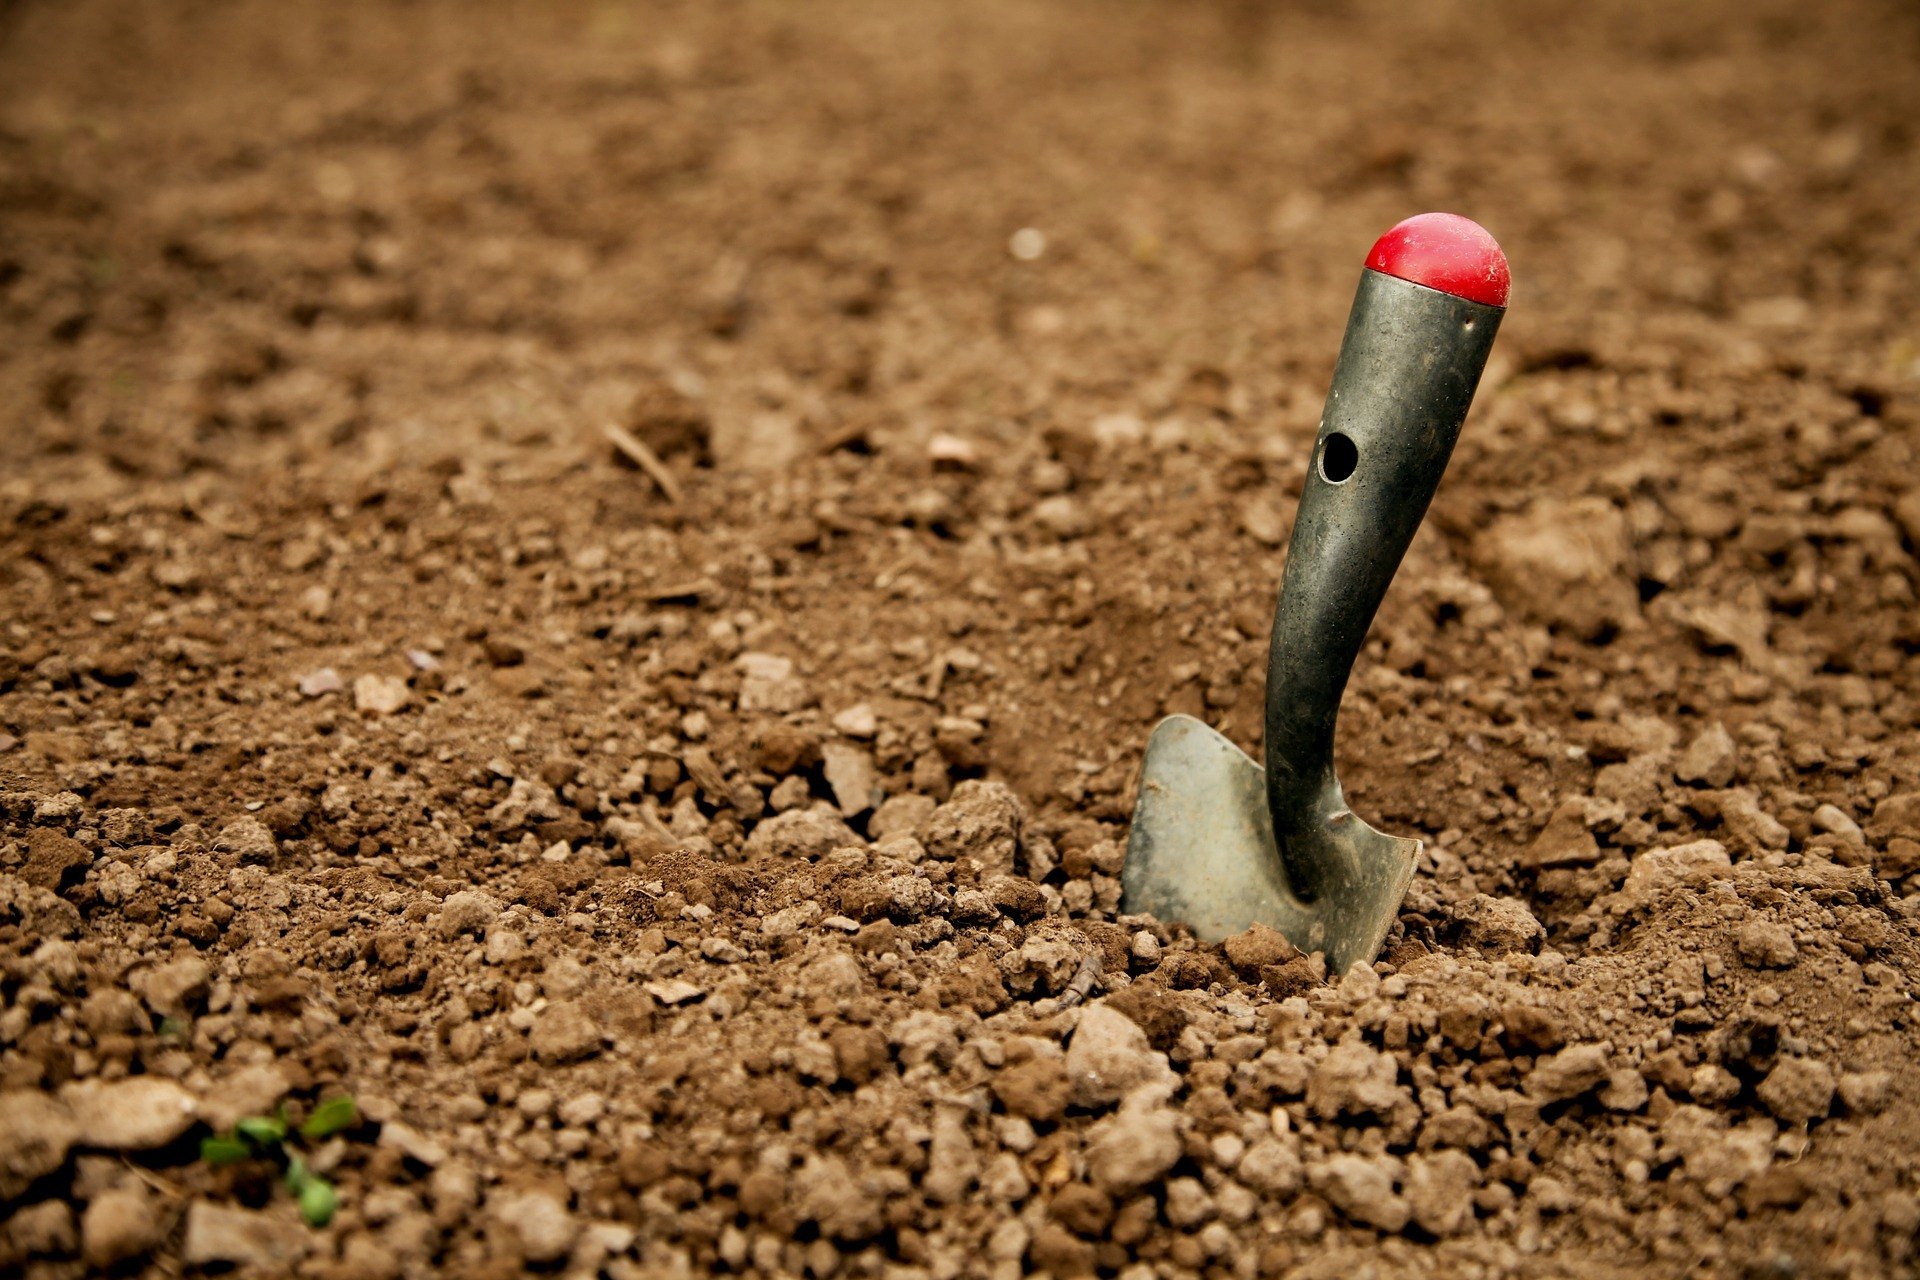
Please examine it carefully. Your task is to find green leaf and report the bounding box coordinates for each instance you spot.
[235,1115,288,1146]
[200,1135,251,1166]
[297,1176,338,1227]
[283,1152,311,1193]
[299,1096,358,1141]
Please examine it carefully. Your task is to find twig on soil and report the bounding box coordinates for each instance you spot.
[121,1159,188,1199]
[602,422,683,504]
[1059,952,1104,1007]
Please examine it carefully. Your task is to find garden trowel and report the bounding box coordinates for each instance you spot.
[1122,212,1510,975]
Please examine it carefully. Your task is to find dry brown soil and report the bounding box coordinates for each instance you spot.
[5,0,1920,1276]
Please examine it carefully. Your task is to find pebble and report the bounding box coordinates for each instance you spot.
[1405,1151,1478,1235]
[1525,1043,1612,1103]
[353,673,412,716]
[821,743,877,816]
[644,979,706,1006]
[181,1201,309,1270]
[1734,920,1798,968]
[735,652,809,713]
[743,806,858,860]
[0,1090,78,1200]
[1756,1057,1835,1125]
[832,704,879,738]
[1311,1154,1410,1232]
[1067,1005,1167,1105]
[81,1186,166,1268]
[1453,894,1544,956]
[923,780,1024,874]
[869,794,936,842]
[297,667,344,698]
[1307,1039,1407,1119]
[1235,1137,1303,1197]
[6,1199,76,1257]
[133,955,211,1016]
[436,889,501,939]
[1838,1069,1892,1115]
[529,1002,603,1063]
[1619,840,1731,905]
[789,1155,888,1241]
[199,1063,292,1132]
[1084,1091,1182,1194]
[490,1187,578,1264]
[64,1077,199,1150]
[1675,722,1738,787]
[1221,923,1300,977]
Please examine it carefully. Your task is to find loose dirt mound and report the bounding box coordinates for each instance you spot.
[4,0,1920,1276]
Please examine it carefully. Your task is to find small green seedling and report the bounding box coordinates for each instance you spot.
[200,1095,359,1226]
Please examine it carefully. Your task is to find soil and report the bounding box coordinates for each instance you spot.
[4,0,1920,1276]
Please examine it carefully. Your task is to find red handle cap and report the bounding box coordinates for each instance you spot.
[1364,213,1510,308]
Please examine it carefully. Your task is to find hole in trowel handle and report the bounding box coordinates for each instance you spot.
[1318,432,1357,484]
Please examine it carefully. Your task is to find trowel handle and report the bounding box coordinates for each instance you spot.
[1263,228,1505,894]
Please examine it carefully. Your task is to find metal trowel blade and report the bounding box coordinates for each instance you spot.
[1120,715,1419,974]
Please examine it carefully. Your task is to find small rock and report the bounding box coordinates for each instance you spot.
[1756,1057,1835,1125]
[1599,1068,1649,1112]
[1837,1070,1892,1116]
[789,1155,887,1241]
[922,1109,979,1204]
[1811,803,1866,851]
[491,1187,578,1264]
[64,1077,199,1150]
[1236,1137,1303,1196]
[0,1091,78,1200]
[832,704,879,738]
[134,955,211,1017]
[869,793,937,842]
[1675,722,1738,787]
[529,1002,602,1064]
[353,674,412,716]
[1065,1004,1176,1108]
[1405,1151,1478,1235]
[736,652,809,713]
[992,1053,1072,1123]
[297,668,344,698]
[379,1120,449,1168]
[923,780,1024,874]
[1620,840,1731,904]
[214,816,277,863]
[1312,1154,1410,1232]
[744,805,858,860]
[1717,788,1790,854]
[1454,894,1544,957]
[436,889,501,939]
[1522,799,1601,868]
[22,828,91,891]
[5,1199,76,1258]
[821,744,877,816]
[82,1186,166,1268]
[199,1063,293,1132]
[1735,920,1798,968]
[1084,1091,1182,1194]
[1871,791,1920,841]
[1222,923,1300,977]
[181,1201,310,1270]
[1307,1039,1407,1119]
[644,979,705,1006]
[1525,1043,1611,1103]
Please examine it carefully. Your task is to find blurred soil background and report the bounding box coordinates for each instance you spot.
[4,0,1920,1276]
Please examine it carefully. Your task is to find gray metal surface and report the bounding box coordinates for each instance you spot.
[1123,269,1504,974]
